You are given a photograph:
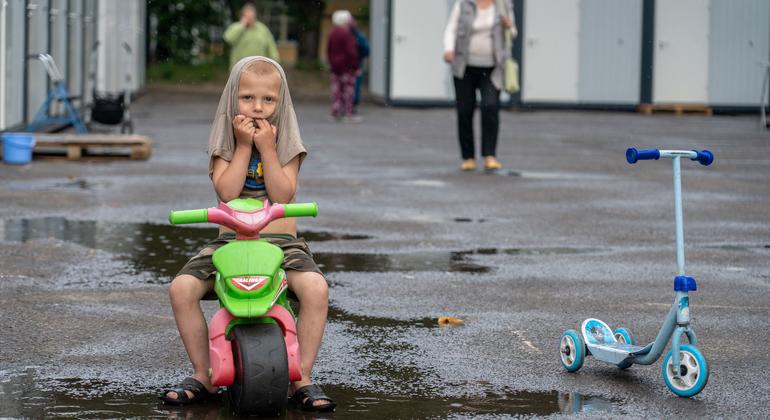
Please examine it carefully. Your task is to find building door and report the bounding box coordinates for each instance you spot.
[390,0,454,102]
[653,0,709,103]
[522,0,580,102]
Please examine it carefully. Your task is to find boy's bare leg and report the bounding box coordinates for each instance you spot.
[165,274,218,399]
[287,270,331,406]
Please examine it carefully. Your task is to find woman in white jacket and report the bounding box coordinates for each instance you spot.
[444,0,516,171]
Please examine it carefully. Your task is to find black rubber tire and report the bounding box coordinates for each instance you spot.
[229,323,289,416]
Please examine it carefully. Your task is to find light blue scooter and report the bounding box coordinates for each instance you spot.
[559,147,714,398]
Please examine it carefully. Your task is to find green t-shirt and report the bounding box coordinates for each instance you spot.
[223,21,279,69]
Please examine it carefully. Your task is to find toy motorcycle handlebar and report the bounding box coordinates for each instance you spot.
[283,202,319,218]
[169,208,208,225]
[168,201,318,236]
[626,148,714,166]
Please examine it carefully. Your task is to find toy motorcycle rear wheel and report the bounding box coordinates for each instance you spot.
[229,323,289,415]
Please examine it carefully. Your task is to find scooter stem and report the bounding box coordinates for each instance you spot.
[673,156,685,276]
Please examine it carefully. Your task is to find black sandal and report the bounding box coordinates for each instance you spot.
[292,384,337,412]
[159,377,219,405]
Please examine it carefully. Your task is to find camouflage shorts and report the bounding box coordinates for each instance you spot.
[176,233,325,285]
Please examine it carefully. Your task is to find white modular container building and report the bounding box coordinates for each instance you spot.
[369,0,770,110]
[0,0,146,131]
[652,0,770,107]
[522,0,643,106]
[369,0,457,105]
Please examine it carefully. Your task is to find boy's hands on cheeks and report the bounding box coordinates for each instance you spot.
[232,115,256,148]
[252,118,278,153]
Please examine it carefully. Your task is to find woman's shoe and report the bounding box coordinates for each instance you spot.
[460,159,476,171]
[483,157,502,171]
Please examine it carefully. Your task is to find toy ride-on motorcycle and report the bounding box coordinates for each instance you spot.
[169,198,318,415]
[559,148,714,397]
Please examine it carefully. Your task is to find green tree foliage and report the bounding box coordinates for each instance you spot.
[149,0,229,64]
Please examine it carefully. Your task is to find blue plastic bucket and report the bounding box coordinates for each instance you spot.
[2,133,36,165]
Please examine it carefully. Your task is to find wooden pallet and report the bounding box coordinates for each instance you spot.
[639,103,713,116]
[29,134,152,160]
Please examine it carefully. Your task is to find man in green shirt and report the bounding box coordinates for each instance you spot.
[223,2,279,69]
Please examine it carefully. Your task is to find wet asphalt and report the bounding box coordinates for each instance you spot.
[1,87,769,419]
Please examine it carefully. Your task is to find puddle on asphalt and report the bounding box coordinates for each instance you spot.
[0,218,605,283]
[494,170,617,181]
[8,178,102,192]
[0,218,372,283]
[314,250,490,273]
[0,370,618,418]
[453,217,488,223]
[457,246,605,256]
[702,243,770,252]
[328,305,438,329]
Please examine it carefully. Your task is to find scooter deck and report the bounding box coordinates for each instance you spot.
[582,318,644,364]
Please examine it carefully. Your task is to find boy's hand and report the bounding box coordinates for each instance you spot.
[232,115,256,148]
[252,118,277,153]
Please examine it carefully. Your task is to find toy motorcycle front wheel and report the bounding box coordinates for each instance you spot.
[662,344,709,397]
[229,323,289,415]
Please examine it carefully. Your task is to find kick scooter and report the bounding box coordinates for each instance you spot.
[169,198,318,415]
[559,147,714,397]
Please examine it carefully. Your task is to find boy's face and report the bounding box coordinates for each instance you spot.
[237,70,281,120]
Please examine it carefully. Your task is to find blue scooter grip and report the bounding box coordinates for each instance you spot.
[626,148,660,164]
[691,149,714,166]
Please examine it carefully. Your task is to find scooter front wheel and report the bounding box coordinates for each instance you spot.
[229,322,289,415]
[559,329,585,372]
[662,344,709,397]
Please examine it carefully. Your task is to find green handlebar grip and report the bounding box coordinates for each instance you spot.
[283,202,318,218]
[169,209,208,224]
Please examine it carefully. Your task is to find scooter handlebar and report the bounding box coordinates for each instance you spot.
[169,209,208,225]
[626,148,660,164]
[283,202,318,218]
[692,149,714,166]
[626,148,714,166]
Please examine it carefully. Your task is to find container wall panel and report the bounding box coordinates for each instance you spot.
[578,0,642,104]
[708,0,770,105]
[97,1,144,94]
[26,0,50,121]
[49,0,68,115]
[2,1,26,128]
[390,0,454,101]
[369,0,388,97]
[522,0,580,102]
[68,0,84,108]
[653,0,709,103]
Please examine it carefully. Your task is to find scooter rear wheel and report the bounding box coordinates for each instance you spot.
[229,322,289,415]
[613,327,635,369]
[559,329,585,372]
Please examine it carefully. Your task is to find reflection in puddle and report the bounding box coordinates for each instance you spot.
[702,243,770,252]
[0,218,372,283]
[453,217,488,223]
[1,218,604,283]
[328,305,437,329]
[7,178,101,192]
[0,370,617,419]
[1,218,216,283]
[315,251,490,274]
[458,246,605,256]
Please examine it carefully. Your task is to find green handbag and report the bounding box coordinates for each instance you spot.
[504,55,519,94]
[497,0,519,93]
